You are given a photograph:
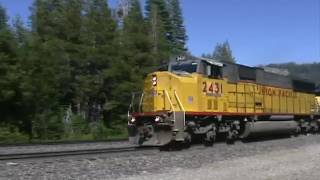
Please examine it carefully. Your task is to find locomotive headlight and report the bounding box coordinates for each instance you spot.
[152,75,157,86]
[130,117,136,123]
[152,81,157,86]
[155,116,161,123]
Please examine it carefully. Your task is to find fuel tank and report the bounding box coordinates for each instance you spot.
[240,116,299,138]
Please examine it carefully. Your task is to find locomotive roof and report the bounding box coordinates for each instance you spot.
[170,55,316,93]
[171,55,223,67]
[198,57,224,67]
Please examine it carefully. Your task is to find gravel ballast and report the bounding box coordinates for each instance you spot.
[1,134,320,180]
[124,139,320,180]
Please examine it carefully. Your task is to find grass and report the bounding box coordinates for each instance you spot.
[0,124,129,145]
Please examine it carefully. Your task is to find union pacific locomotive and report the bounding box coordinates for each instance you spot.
[128,56,320,147]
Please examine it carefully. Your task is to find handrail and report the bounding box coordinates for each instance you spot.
[128,93,135,114]
[174,90,185,112]
[138,93,144,112]
[316,100,320,114]
[164,90,175,111]
[135,90,185,114]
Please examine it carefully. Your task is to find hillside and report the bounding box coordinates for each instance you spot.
[265,62,320,87]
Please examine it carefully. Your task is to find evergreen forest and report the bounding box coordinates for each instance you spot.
[0,0,188,142]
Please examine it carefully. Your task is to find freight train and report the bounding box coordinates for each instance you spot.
[128,56,320,147]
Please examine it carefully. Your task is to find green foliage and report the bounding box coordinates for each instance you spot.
[167,0,188,54]
[31,109,65,140]
[0,5,23,133]
[204,41,236,63]
[70,114,90,136]
[145,0,172,64]
[121,0,153,87]
[79,0,119,127]
[145,0,188,58]
[0,126,29,143]
[90,121,109,140]
[0,5,8,30]
[12,16,28,46]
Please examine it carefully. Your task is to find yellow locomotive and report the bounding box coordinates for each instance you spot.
[128,56,320,146]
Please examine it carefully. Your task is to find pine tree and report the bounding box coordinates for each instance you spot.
[145,0,171,64]
[0,5,8,30]
[31,0,66,40]
[12,16,28,47]
[29,0,84,106]
[167,0,187,54]
[0,5,17,98]
[122,0,152,71]
[80,0,118,125]
[115,0,152,112]
[25,0,82,138]
[0,5,23,131]
[212,41,236,63]
[82,0,116,47]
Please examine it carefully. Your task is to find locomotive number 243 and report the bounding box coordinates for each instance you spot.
[202,82,221,94]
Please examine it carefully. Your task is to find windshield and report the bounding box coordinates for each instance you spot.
[171,63,198,73]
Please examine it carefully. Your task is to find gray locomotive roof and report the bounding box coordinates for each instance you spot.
[170,55,315,93]
[170,55,222,66]
[198,57,223,67]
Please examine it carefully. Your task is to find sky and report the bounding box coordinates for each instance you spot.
[0,0,319,66]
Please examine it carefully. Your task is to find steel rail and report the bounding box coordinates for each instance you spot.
[0,139,128,147]
[0,146,157,161]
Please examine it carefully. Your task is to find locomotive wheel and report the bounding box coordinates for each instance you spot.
[293,126,301,137]
[204,136,215,146]
[226,130,238,145]
[204,129,216,147]
[182,132,192,149]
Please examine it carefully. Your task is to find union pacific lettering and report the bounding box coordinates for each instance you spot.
[256,85,297,97]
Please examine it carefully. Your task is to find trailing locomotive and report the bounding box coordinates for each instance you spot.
[128,56,320,147]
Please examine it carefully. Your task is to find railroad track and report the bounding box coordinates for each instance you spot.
[0,146,157,161]
[0,139,128,147]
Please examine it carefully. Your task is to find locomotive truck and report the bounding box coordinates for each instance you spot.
[128,56,320,147]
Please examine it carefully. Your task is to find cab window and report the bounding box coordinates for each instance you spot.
[205,64,222,79]
[171,63,198,73]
